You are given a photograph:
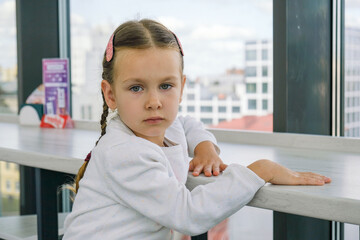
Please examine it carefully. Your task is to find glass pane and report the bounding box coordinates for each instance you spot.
[0,161,20,216]
[70,0,273,133]
[70,1,273,238]
[0,0,18,114]
[344,0,360,237]
[344,0,360,138]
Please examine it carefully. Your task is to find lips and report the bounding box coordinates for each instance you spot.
[144,117,164,124]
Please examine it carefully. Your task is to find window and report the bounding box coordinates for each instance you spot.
[344,1,360,138]
[246,83,256,93]
[15,182,20,192]
[218,106,226,112]
[245,67,257,77]
[262,99,268,110]
[201,106,212,112]
[201,118,213,125]
[262,83,268,93]
[262,66,268,77]
[246,50,257,61]
[343,1,360,238]
[187,94,195,100]
[70,1,274,237]
[262,49,268,60]
[6,180,11,191]
[187,106,195,112]
[0,0,17,114]
[248,99,257,110]
[232,106,240,113]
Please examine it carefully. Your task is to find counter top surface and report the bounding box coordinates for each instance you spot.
[1,122,359,225]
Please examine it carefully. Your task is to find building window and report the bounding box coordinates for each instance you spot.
[6,162,10,170]
[15,182,20,192]
[218,106,226,112]
[178,105,182,112]
[187,93,195,100]
[201,118,213,125]
[245,67,257,77]
[246,50,257,61]
[262,99,268,110]
[219,118,226,123]
[232,106,240,113]
[248,99,257,110]
[246,83,256,93]
[187,106,195,112]
[88,105,92,120]
[201,106,212,112]
[6,180,11,191]
[262,49,268,60]
[262,66,268,77]
[262,83,268,93]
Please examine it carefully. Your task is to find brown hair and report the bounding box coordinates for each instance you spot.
[71,19,184,194]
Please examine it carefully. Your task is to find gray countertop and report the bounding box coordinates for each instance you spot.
[0,122,359,225]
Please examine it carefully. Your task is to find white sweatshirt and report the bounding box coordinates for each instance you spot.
[63,115,265,239]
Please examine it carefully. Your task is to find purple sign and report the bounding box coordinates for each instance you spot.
[42,58,69,115]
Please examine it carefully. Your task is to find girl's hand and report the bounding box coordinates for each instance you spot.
[189,141,228,177]
[247,159,332,185]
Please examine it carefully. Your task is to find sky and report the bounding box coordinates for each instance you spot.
[0,0,360,77]
[70,0,273,78]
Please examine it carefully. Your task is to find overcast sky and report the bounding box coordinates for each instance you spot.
[0,0,360,77]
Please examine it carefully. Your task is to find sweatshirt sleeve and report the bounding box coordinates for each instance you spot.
[178,115,220,157]
[104,138,265,236]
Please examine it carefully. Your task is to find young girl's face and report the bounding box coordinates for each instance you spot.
[102,48,186,146]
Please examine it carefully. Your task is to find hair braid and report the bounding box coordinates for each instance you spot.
[72,94,109,194]
[96,93,109,146]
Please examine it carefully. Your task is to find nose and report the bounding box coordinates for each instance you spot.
[145,91,162,110]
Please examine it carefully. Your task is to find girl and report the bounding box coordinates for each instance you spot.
[63,19,331,239]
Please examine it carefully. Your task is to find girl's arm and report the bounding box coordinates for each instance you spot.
[178,115,226,177]
[104,140,264,236]
[104,138,331,236]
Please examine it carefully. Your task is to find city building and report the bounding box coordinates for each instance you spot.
[344,27,360,137]
[178,39,273,128]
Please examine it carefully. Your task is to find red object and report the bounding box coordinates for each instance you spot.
[84,152,92,162]
[40,114,74,129]
[211,114,273,132]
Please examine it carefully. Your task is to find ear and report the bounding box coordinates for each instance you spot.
[179,75,187,103]
[101,80,117,109]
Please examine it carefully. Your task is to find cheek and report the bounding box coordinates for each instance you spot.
[116,95,139,118]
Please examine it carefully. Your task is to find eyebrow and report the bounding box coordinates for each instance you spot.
[121,76,179,84]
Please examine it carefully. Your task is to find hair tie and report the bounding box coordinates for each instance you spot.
[84,151,92,162]
[171,31,184,56]
[106,33,115,62]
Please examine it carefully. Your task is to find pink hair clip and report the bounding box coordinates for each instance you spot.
[171,31,184,56]
[106,33,115,62]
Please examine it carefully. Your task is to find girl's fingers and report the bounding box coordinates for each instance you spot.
[192,165,204,176]
[188,161,194,171]
[220,163,228,171]
[212,165,220,176]
[298,172,331,184]
[203,165,213,177]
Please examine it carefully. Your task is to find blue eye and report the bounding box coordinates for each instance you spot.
[160,84,172,90]
[130,86,143,92]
